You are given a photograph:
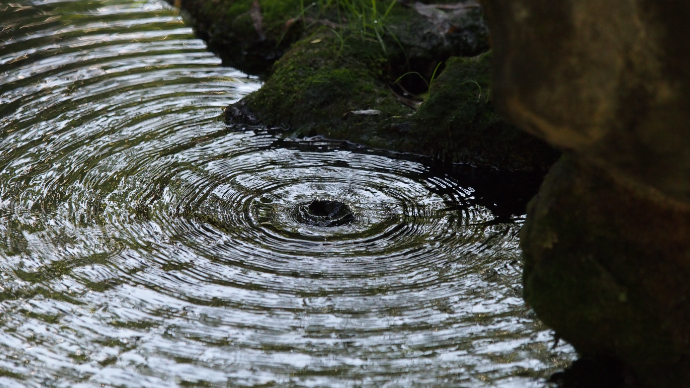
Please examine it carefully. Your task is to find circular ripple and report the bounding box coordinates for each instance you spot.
[0,0,575,386]
[151,148,480,278]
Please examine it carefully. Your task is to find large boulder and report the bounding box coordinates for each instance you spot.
[522,156,690,386]
[478,0,690,385]
[479,0,690,203]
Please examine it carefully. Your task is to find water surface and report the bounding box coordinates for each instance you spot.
[0,0,574,386]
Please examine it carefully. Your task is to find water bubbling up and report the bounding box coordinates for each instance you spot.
[294,200,354,227]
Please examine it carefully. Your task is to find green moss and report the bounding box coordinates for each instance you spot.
[183,0,554,170]
[234,29,413,147]
[408,53,558,170]
[178,0,408,74]
[176,0,305,74]
[228,41,556,170]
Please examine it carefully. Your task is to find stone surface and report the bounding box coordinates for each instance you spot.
[478,0,690,385]
[479,0,690,204]
[387,0,490,84]
[521,156,690,386]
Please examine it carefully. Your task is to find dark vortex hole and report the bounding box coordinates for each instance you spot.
[295,200,354,227]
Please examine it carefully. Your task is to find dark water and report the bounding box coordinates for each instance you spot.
[0,0,575,386]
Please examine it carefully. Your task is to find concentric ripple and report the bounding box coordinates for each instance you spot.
[0,0,574,386]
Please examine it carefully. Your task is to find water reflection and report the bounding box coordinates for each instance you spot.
[0,0,574,386]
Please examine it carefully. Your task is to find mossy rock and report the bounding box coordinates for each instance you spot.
[386,2,489,76]
[407,53,559,170]
[173,0,490,79]
[172,0,305,74]
[227,29,414,149]
[522,155,690,387]
[178,0,555,171]
[227,36,557,171]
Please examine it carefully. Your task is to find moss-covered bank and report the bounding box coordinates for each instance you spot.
[227,29,412,149]
[405,53,558,170]
[173,0,557,171]
[171,0,304,74]
[172,0,490,76]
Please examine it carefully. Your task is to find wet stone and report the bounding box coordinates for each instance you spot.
[480,0,690,385]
